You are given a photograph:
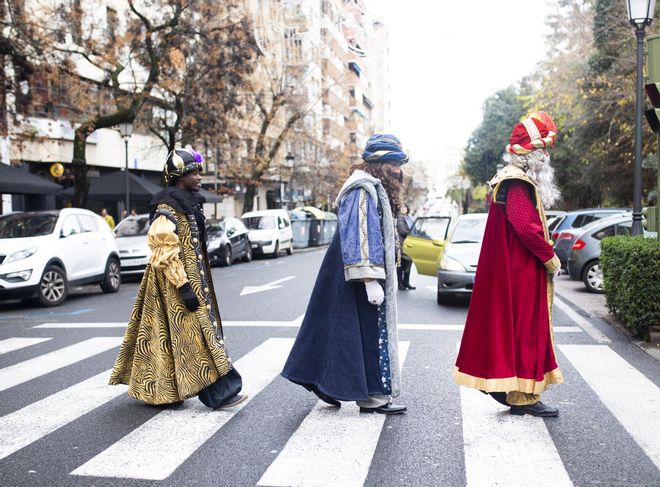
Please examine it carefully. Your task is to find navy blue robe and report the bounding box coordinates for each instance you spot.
[281,230,387,401]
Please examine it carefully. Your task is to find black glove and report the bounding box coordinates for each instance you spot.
[178,283,200,312]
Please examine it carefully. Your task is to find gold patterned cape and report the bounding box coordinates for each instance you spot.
[109,204,232,405]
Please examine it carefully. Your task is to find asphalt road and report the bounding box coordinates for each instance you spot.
[0,248,658,486]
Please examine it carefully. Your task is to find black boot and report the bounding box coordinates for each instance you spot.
[480,391,510,406]
[510,401,559,417]
[304,384,340,407]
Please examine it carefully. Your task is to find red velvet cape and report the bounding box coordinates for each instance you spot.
[454,176,563,394]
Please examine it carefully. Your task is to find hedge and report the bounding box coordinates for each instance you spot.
[601,236,660,339]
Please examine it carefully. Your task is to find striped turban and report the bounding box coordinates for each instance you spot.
[362,134,409,165]
[505,111,557,155]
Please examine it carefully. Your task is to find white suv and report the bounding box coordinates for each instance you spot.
[0,208,121,306]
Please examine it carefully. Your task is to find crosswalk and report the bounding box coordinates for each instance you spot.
[0,327,658,486]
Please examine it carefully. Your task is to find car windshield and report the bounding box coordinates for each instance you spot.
[450,217,487,243]
[0,213,58,238]
[207,220,226,234]
[243,216,276,230]
[115,217,150,237]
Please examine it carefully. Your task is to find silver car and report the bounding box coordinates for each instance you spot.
[436,213,488,305]
[114,214,151,276]
[567,215,654,293]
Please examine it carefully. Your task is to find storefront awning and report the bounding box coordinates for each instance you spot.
[0,163,62,195]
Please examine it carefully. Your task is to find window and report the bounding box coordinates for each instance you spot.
[450,218,487,243]
[243,216,276,230]
[77,215,98,233]
[115,217,151,237]
[61,215,81,237]
[592,225,615,241]
[0,213,58,238]
[615,221,632,236]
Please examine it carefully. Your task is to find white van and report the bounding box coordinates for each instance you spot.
[241,209,293,258]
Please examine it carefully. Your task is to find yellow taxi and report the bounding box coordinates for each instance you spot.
[402,216,452,276]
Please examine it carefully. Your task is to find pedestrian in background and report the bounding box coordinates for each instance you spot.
[282,134,409,415]
[396,204,415,290]
[454,112,563,417]
[109,148,246,409]
[101,208,115,230]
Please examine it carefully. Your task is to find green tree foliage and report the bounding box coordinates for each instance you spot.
[462,86,526,184]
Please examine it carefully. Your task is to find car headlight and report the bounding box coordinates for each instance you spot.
[1,269,32,282]
[5,247,38,263]
[440,255,466,272]
[207,240,221,252]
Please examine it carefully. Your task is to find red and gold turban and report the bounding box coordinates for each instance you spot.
[505,111,557,155]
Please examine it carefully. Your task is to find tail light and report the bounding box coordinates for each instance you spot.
[552,231,559,241]
[557,231,573,240]
[572,239,586,250]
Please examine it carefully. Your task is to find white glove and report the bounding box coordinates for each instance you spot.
[365,280,384,306]
[552,268,561,280]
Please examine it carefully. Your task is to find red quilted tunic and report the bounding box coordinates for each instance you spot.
[454,179,563,394]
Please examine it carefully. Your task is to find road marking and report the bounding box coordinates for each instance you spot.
[71,337,294,480]
[31,321,583,333]
[257,342,411,487]
[559,345,660,470]
[0,337,52,354]
[33,322,128,329]
[0,337,122,393]
[0,371,126,460]
[554,297,610,343]
[460,387,573,486]
[240,276,296,296]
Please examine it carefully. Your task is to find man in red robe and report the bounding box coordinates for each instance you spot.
[454,112,563,417]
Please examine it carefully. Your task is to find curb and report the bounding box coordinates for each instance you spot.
[555,290,660,363]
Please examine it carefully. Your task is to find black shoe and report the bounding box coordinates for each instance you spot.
[404,284,416,290]
[480,391,510,406]
[310,387,341,407]
[359,403,407,415]
[215,394,248,410]
[510,401,558,417]
[398,283,406,290]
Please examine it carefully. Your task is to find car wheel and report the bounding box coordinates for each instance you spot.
[100,257,121,293]
[582,260,604,294]
[243,245,252,262]
[223,245,233,266]
[437,291,453,306]
[37,265,68,306]
[286,243,293,256]
[272,241,280,258]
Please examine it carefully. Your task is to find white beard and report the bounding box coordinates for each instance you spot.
[502,150,561,209]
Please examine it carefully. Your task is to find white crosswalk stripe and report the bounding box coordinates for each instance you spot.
[0,337,122,392]
[0,337,51,355]
[0,371,126,460]
[560,344,660,470]
[460,387,573,486]
[257,342,411,487]
[71,337,294,481]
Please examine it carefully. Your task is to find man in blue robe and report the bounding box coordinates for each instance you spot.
[282,134,409,414]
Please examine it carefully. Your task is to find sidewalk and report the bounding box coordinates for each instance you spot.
[554,275,660,361]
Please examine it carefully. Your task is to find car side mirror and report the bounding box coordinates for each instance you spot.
[60,228,72,238]
[227,228,235,237]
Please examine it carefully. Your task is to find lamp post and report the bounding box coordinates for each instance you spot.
[119,122,133,217]
[627,0,657,235]
[280,152,295,209]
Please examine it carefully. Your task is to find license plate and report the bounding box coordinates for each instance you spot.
[122,258,146,267]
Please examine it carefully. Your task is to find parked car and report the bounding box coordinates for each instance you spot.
[553,210,630,269]
[436,213,488,305]
[206,217,252,266]
[566,214,654,293]
[403,215,452,276]
[0,209,120,306]
[550,208,630,242]
[114,214,151,276]
[241,209,293,258]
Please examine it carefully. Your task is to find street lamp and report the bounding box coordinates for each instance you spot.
[280,152,295,209]
[627,0,657,235]
[119,122,133,218]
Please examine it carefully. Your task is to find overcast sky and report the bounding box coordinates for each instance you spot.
[365,0,552,180]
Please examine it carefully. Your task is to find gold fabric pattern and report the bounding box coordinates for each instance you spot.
[109,204,231,405]
[148,215,188,288]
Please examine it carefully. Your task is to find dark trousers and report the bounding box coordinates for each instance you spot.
[397,256,413,287]
[197,367,243,408]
